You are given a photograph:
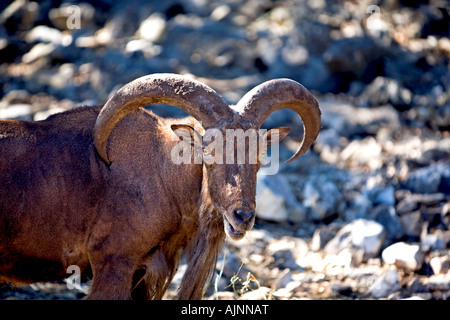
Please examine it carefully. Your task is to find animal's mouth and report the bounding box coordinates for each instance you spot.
[223,215,246,240]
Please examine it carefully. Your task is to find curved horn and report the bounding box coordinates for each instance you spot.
[93,73,231,165]
[235,79,321,163]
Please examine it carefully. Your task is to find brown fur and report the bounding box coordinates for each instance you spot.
[0,106,272,299]
[0,76,320,300]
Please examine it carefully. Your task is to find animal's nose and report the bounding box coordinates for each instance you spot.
[234,209,255,224]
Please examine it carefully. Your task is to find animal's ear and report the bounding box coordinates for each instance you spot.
[263,127,290,146]
[171,124,202,147]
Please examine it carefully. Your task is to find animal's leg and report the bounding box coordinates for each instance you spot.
[87,255,136,300]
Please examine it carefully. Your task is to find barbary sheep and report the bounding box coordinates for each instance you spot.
[0,74,320,299]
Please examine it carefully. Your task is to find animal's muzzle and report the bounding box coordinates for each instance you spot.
[223,207,256,240]
[233,209,255,226]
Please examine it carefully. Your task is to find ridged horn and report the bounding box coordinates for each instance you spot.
[236,79,321,163]
[93,73,231,165]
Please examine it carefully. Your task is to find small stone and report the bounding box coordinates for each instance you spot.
[255,185,289,222]
[400,296,425,300]
[368,186,396,207]
[421,233,445,252]
[429,255,450,275]
[266,236,309,269]
[345,193,373,221]
[136,13,166,42]
[257,173,306,223]
[282,44,309,66]
[22,43,56,64]
[1,90,31,104]
[360,76,412,108]
[324,219,385,261]
[310,225,337,252]
[125,39,161,58]
[239,287,272,300]
[382,242,424,271]
[34,107,67,121]
[340,137,382,170]
[211,5,231,21]
[403,162,450,194]
[423,273,450,291]
[396,193,446,215]
[271,269,293,290]
[399,211,422,238]
[370,204,403,240]
[368,267,400,298]
[406,278,426,293]
[0,103,32,120]
[302,176,342,221]
[25,25,64,45]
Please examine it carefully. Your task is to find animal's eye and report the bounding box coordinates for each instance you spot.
[203,147,215,157]
[203,146,216,162]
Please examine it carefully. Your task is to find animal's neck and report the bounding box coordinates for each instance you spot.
[177,169,226,299]
[198,170,223,230]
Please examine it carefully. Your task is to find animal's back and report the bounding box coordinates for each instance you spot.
[0,106,105,283]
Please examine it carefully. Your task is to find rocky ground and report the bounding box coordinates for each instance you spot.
[0,0,449,300]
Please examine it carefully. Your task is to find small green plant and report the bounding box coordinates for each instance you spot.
[230,271,261,296]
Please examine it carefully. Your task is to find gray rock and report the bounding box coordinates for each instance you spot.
[403,161,450,194]
[323,36,387,88]
[266,236,308,270]
[1,90,31,104]
[429,254,450,275]
[25,25,64,45]
[382,242,424,271]
[271,269,293,290]
[255,182,289,222]
[299,55,332,92]
[324,219,385,262]
[256,173,306,223]
[400,296,426,300]
[399,211,423,238]
[319,98,400,138]
[345,193,373,221]
[359,76,413,108]
[421,233,445,252]
[313,128,344,150]
[364,185,395,207]
[310,225,338,252]
[0,103,32,120]
[368,267,400,298]
[340,137,382,170]
[396,193,446,215]
[369,204,403,240]
[239,287,272,300]
[136,13,167,42]
[302,175,342,221]
[423,274,450,291]
[0,0,39,31]
[21,42,56,64]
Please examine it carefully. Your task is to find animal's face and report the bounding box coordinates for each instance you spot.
[171,124,289,240]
